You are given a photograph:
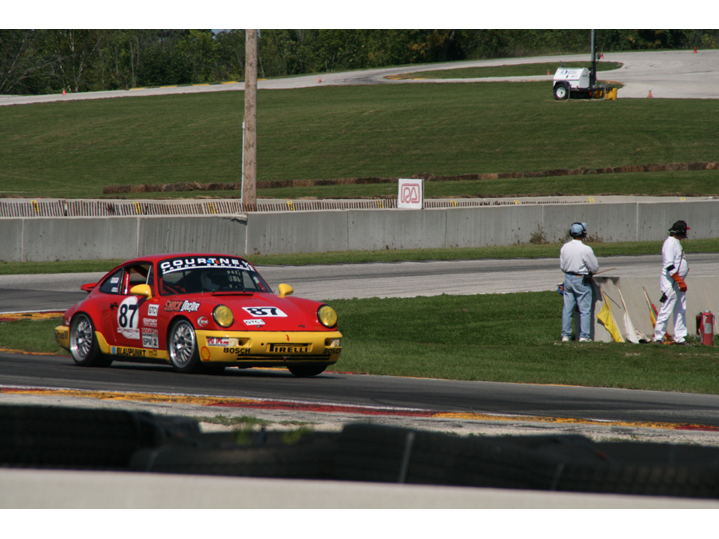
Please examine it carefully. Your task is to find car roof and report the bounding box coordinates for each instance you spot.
[121,253,251,265]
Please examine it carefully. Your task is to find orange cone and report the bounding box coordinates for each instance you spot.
[648,90,653,98]
[694,47,698,53]
[62,89,66,96]
[547,70,550,75]
[318,76,322,83]
[600,53,604,59]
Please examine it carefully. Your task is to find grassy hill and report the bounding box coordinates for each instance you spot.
[2,77,719,200]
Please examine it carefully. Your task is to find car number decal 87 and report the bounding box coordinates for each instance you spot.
[242,306,287,318]
[117,297,140,340]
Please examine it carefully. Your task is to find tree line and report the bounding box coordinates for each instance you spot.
[2,29,717,95]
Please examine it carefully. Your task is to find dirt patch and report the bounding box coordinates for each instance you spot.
[102,161,719,195]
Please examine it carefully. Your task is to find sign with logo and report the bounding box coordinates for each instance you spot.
[398,179,423,209]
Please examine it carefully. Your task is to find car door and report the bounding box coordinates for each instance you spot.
[107,263,162,355]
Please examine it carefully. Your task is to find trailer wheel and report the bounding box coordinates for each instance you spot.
[554,83,570,100]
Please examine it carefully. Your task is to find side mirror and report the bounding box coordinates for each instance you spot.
[81,283,97,293]
[277,283,294,298]
[130,284,152,299]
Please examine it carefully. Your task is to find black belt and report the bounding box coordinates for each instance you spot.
[565,272,587,276]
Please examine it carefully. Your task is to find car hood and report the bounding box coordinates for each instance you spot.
[190,292,331,332]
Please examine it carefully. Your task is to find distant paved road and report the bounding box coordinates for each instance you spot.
[1,50,717,108]
[3,253,719,313]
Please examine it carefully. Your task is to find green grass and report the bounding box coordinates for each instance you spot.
[256,169,719,199]
[326,292,719,394]
[5,293,719,395]
[2,82,719,199]
[391,61,622,79]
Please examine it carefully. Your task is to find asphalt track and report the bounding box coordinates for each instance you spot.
[3,253,719,435]
[1,50,718,108]
[4,253,719,307]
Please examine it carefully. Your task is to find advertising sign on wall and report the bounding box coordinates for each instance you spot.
[398,179,424,209]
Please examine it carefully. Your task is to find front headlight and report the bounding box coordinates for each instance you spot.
[213,305,234,327]
[317,305,338,328]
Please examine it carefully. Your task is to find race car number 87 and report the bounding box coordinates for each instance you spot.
[119,303,138,327]
[242,307,287,318]
[118,297,140,328]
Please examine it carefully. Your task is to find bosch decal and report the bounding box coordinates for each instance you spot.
[224,347,251,355]
[164,300,201,313]
[142,317,158,328]
[242,307,287,318]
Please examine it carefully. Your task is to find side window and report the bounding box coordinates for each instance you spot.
[99,269,124,295]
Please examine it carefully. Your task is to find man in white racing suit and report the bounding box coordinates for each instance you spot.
[653,220,690,344]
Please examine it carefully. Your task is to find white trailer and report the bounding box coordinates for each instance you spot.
[553,68,592,99]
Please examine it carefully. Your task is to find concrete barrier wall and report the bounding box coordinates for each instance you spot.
[2,200,718,262]
[139,216,247,257]
[592,276,719,343]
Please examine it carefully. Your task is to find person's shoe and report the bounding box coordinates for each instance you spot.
[562,336,571,342]
[674,339,687,345]
[652,340,663,344]
[579,338,592,342]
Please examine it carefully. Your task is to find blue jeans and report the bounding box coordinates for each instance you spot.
[562,274,593,340]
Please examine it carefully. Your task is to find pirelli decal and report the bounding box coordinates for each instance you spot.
[266,343,311,354]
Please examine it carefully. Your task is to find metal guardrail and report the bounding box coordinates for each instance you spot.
[0,197,591,217]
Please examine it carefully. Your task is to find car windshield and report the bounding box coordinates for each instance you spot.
[158,256,272,295]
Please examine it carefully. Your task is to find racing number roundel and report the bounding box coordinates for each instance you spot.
[117,296,140,340]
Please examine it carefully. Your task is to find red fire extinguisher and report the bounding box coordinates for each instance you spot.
[696,311,714,346]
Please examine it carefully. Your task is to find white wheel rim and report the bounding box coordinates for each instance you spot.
[70,316,93,361]
[170,321,196,368]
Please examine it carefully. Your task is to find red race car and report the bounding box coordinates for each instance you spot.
[54,254,342,377]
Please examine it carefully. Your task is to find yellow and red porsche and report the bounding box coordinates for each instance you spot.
[54,254,342,376]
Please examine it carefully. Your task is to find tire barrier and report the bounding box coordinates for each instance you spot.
[0,405,191,470]
[3,408,719,500]
[129,430,338,480]
[335,425,719,499]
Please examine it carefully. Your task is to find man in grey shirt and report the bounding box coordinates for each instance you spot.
[559,222,599,342]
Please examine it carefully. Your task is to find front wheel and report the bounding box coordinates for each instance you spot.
[70,313,112,367]
[553,83,569,100]
[168,319,200,373]
[288,364,327,377]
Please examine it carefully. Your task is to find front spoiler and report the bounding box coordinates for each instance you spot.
[196,330,342,365]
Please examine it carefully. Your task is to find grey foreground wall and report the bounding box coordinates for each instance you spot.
[2,200,718,262]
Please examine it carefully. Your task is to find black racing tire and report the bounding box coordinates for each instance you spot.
[168,319,201,373]
[69,313,112,367]
[553,83,570,100]
[288,364,327,377]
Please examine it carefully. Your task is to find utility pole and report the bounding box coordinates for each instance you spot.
[243,29,258,207]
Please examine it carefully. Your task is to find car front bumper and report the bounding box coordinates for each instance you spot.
[196,330,343,366]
